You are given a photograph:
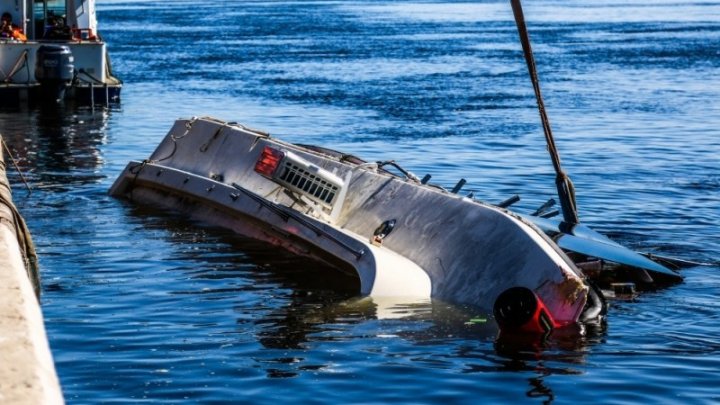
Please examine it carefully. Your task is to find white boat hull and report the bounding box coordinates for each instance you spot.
[111,117,590,326]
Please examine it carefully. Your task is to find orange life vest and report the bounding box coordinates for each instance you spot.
[12,28,27,41]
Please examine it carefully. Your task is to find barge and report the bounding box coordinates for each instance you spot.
[0,0,121,105]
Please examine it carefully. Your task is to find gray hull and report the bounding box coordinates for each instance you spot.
[110,117,589,326]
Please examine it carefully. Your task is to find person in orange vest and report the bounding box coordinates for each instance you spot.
[1,12,27,41]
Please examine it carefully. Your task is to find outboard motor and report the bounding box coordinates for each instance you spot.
[35,45,75,103]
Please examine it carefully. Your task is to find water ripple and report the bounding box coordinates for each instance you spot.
[1,0,718,403]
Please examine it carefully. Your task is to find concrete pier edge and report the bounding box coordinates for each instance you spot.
[0,136,64,404]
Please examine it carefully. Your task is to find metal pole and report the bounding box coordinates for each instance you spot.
[510,0,579,224]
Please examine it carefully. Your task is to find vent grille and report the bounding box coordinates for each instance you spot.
[277,161,339,205]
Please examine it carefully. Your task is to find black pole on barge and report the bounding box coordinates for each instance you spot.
[510,0,580,225]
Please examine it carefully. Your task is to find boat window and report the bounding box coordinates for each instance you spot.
[33,0,67,40]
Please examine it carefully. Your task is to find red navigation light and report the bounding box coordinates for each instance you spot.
[254,146,284,177]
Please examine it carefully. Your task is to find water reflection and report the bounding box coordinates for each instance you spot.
[0,104,112,189]
[250,289,604,392]
[114,197,613,400]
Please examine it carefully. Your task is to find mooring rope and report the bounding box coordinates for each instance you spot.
[2,49,29,83]
[76,69,105,85]
[1,138,32,194]
[0,138,40,299]
[0,192,41,298]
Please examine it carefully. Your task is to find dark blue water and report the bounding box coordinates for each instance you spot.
[2,0,719,403]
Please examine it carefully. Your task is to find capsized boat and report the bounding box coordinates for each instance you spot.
[110,114,679,333]
[0,0,121,105]
[109,116,599,331]
[110,0,687,334]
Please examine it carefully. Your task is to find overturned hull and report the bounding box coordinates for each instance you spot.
[111,117,598,329]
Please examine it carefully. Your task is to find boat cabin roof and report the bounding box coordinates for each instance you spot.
[1,0,97,42]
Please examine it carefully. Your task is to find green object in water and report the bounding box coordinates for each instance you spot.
[465,317,488,325]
